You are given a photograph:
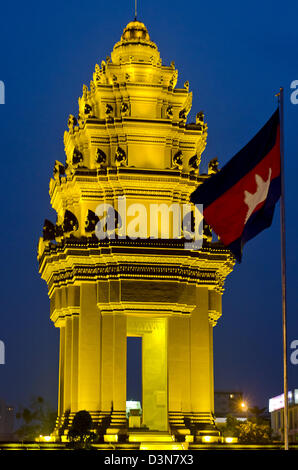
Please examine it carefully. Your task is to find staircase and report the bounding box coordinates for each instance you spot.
[168,411,191,438]
[104,411,128,442]
[183,412,221,442]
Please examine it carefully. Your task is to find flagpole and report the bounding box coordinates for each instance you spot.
[278,86,289,450]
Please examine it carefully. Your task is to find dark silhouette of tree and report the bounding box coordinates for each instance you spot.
[16,396,57,441]
[220,415,240,437]
[68,410,95,448]
[248,406,267,424]
[219,413,273,444]
[238,420,273,444]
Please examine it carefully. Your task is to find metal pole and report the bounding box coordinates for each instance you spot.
[279,87,289,450]
[135,0,137,20]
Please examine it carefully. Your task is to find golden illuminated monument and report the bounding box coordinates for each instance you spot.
[38,21,234,444]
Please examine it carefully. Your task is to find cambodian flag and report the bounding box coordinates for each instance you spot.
[190,109,281,262]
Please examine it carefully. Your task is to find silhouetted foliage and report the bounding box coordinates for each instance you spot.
[238,421,273,444]
[219,414,273,444]
[16,396,57,441]
[248,406,268,424]
[68,410,95,448]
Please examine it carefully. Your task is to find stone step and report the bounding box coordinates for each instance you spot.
[128,432,175,443]
[171,428,191,435]
[109,411,127,427]
[140,441,189,450]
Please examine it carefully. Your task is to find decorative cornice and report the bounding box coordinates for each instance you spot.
[38,237,234,298]
[98,302,195,316]
[46,263,218,292]
[50,307,79,326]
[208,310,222,327]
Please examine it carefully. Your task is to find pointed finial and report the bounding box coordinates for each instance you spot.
[134,0,137,20]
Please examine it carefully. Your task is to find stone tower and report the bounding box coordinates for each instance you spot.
[38,21,234,443]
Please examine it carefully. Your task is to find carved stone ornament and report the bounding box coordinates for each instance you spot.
[55,224,64,239]
[42,219,65,242]
[184,81,189,91]
[203,221,213,243]
[84,103,93,116]
[53,161,65,181]
[95,208,122,235]
[196,111,204,124]
[179,109,187,123]
[96,148,107,167]
[105,104,113,118]
[85,210,99,233]
[101,60,106,73]
[172,150,183,170]
[166,105,173,119]
[120,102,129,116]
[82,84,88,99]
[195,111,206,131]
[62,210,79,234]
[43,219,56,241]
[77,113,85,129]
[67,114,77,132]
[115,146,127,167]
[208,157,219,175]
[72,148,84,166]
[188,154,199,173]
[182,210,195,239]
[94,64,101,82]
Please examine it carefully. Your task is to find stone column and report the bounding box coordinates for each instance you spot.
[209,323,214,413]
[71,315,79,412]
[190,286,212,414]
[168,315,191,413]
[58,325,65,417]
[113,314,127,411]
[142,318,168,431]
[77,283,101,411]
[63,316,73,412]
[101,313,114,412]
[208,289,222,414]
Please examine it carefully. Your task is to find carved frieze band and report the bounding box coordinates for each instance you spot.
[47,263,217,292]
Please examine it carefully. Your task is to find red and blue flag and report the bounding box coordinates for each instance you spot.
[190,110,281,262]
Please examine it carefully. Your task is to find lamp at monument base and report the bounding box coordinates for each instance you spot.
[224,436,238,444]
[128,432,175,442]
[104,434,118,443]
[36,435,54,442]
[196,430,221,444]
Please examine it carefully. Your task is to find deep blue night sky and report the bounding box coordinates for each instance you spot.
[0,0,297,415]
